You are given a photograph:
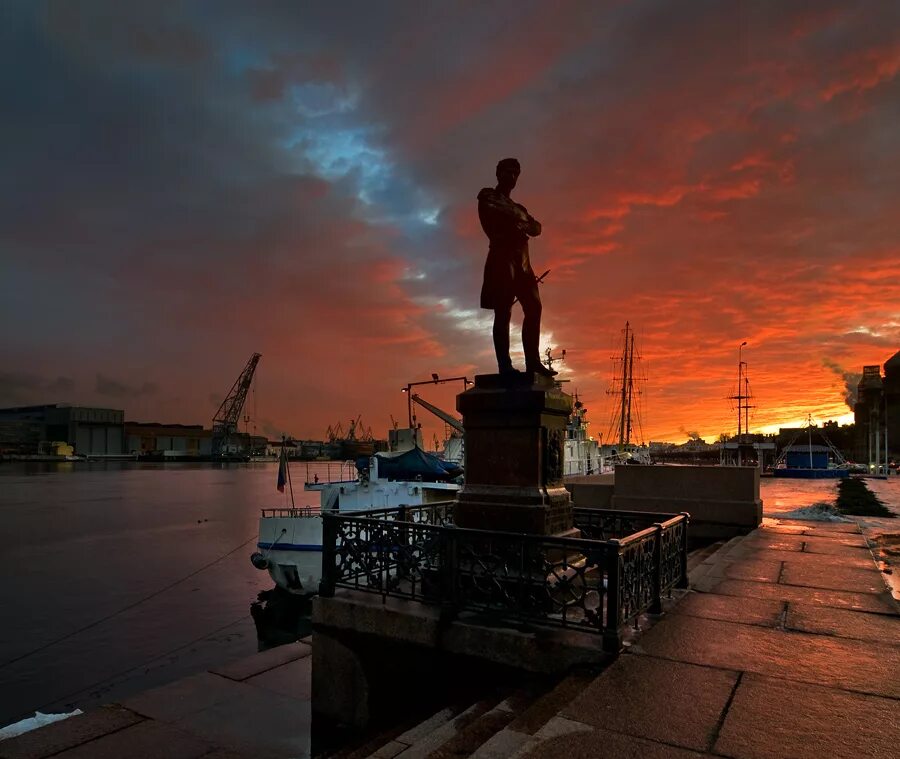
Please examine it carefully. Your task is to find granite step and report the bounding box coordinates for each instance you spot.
[366,670,597,759]
[365,695,505,759]
[328,707,456,759]
[689,536,746,588]
[426,690,534,759]
[467,670,597,759]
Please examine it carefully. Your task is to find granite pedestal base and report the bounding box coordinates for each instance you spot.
[454,372,575,535]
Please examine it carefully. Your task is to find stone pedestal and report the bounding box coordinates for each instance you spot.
[454,372,574,535]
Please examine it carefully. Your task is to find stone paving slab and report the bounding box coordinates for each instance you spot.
[53,720,214,759]
[743,532,872,555]
[728,545,875,569]
[121,671,249,723]
[671,593,784,627]
[799,535,871,553]
[714,673,900,759]
[785,603,900,644]
[521,727,710,758]
[781,562,887,594]
[245,655,311,701]
[707,578,896,613]
[173,685,310,758]
[710,559,783,583]
[739,534,805,552]
[760,525,807,535]
[210,640,311,681]
[635,615,900,698]
[0,705,144,759]
[562,655,738,752]
[777,520,863,535]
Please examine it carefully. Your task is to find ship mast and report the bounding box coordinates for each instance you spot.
[728,341,754,440]
[607,322,643,448]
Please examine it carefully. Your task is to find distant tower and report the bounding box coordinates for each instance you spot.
[885,350,900,465]
[855,365,884,472]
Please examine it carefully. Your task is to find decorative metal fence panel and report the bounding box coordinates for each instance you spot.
[320,503,688,653]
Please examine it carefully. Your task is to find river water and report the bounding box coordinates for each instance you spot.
[0,463,898,728]
[0,460,345,727]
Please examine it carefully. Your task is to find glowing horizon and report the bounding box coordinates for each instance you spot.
[1,3,898,452]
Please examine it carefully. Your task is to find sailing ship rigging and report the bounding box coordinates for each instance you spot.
[605,322,647,454]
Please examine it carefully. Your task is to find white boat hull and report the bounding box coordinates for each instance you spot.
[252,468,459,594]
[256,512,324,594]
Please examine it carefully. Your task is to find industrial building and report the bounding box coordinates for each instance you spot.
[853,350,900,471]
[0,404,125,456]
[123,422,213,457]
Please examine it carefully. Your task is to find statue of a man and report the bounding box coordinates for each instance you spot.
[478,158,556,378]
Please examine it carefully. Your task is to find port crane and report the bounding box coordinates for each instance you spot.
[327,416,374,442]
[410,394,464,434]
[401,375,471,429]
[212,353,261,456]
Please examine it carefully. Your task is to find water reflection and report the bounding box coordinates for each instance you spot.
[0,461,329,727]
[760,478,840,515]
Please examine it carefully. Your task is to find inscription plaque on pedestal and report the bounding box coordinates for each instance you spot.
[454,371,574,535]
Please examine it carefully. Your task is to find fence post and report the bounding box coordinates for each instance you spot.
[649,524,662,614]
[603,540,622,653]
[677,513,690,589]
[440,528,459,623]
[319,512,337,597]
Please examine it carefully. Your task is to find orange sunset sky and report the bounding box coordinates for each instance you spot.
[1,1,898,445]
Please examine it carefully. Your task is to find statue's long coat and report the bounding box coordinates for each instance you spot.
[478,187,541,310]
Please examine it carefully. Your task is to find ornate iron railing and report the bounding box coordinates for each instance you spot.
[320,503,688,652]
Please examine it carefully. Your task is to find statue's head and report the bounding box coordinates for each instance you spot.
[496,158,520,191]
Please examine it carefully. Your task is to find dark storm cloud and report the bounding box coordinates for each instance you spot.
[0,372,75,406]
[1,1,898,440]
[95,375,158,399]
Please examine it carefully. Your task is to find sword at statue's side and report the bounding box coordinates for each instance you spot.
[512,269,551,306]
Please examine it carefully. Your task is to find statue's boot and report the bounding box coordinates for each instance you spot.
[526,359,558,378]
[498,360,522,377]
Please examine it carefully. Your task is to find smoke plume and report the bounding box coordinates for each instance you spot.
[822,359,861,409]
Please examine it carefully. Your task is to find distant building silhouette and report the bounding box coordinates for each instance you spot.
[0,404,124,456]
[853,350,900,468]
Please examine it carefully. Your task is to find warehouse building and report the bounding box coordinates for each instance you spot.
[0,404,124,456]
[124,423,212,456]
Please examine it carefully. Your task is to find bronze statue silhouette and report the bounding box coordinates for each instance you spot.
[478,158,556,378]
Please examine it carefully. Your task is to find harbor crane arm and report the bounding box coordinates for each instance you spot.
[213,353,261,437]
[410,394,464,434]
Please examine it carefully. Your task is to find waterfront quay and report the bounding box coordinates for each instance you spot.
[2,518,896,758]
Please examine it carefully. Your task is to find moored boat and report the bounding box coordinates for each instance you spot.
[772,416,850,479]
[250,439,462,595]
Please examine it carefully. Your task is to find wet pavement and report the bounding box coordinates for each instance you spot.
[547,519,900,759]
[0,641,312,758]
[2,519,898,758]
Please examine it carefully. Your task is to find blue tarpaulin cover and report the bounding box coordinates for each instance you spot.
[357,447,463,481]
